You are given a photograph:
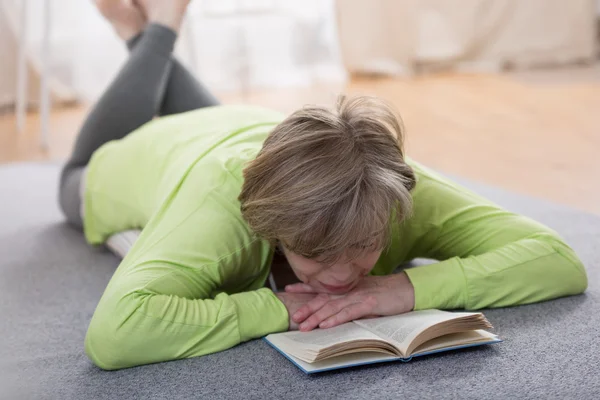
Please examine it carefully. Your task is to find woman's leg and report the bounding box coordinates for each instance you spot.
[59,23,178,227]
[126,34,220,116]
[161,58,220,115]
[59,0,217,228]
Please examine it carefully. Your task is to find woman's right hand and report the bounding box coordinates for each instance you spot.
[274,292,320,330]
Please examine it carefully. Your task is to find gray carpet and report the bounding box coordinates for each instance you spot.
[0,162,598,400]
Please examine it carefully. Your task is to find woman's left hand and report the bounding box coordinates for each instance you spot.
[284,272,415,332]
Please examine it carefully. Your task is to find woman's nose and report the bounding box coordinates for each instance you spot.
[328,263,354,282]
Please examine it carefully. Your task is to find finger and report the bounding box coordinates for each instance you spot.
[292,293,346,323]
[292,293,330,324]
[299,298,348,332]
[319,297,377,329]
[284,283,317,293]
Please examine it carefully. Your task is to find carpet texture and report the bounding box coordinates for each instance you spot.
[0,163,598,400]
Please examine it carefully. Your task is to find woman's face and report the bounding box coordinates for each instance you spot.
[281,246,382,294]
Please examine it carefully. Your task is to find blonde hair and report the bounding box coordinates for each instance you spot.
[239,95,416,263]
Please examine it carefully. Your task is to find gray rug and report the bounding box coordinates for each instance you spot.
[0,163,598,400]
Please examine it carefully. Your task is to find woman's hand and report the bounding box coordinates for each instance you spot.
[284,272,415,332]
[274,292,321,331]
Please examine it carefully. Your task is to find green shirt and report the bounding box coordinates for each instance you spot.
[83,105,587,370]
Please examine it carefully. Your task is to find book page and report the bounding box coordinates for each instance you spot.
[354,310,478,353]
[279,322,383,349]
[285,350,401,374]
[411,330,499,356]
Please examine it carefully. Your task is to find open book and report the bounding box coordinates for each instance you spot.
[264,310,501,374]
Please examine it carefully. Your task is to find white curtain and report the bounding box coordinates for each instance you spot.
[336,0,597,76]
[1,0,346,104]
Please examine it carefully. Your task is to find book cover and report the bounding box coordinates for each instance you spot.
[263,335,502,374]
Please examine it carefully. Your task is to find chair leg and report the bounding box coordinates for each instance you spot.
[16,0,29,133]
[39,0,51,149]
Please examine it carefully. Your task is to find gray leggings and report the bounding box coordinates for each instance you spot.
[59,24,219,228]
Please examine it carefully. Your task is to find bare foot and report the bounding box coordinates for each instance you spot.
[95,0,146,41]
[134,0,191,33]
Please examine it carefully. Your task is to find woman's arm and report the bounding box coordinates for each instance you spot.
[403,164,588,311]
[84,171,288,370]
[85,274,287,370]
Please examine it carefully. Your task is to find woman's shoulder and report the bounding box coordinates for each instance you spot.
[406,157,473,198]
[173,150,258,215]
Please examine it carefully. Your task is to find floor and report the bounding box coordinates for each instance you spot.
[1,66,599,215]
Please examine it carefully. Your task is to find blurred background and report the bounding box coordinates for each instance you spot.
[0,0,599,214]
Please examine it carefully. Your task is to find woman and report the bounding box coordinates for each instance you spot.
[60,0,587,370]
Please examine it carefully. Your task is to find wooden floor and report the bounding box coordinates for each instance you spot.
[1,66,599,215]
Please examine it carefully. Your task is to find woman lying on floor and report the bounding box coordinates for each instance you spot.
[60,0,588,370]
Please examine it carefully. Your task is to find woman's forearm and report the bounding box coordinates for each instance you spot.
[405,232,587,310]
[86,285,288,370]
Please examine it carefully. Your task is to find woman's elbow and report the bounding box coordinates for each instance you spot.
[84,315,140,370]
[85,321,123,370]
[547,236,588,295]
[84,294,151,370]
[566,256,588,295]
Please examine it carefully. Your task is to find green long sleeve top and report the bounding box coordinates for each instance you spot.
[82,105,587,370]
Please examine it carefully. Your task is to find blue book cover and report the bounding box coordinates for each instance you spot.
[263,310,502,374]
